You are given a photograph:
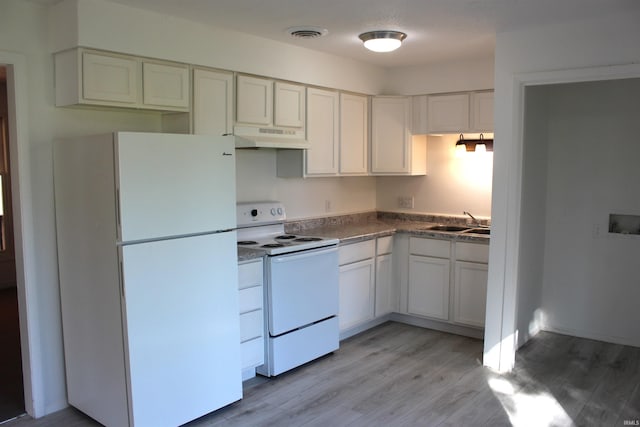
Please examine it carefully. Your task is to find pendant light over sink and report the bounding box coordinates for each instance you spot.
[358,30,407,52]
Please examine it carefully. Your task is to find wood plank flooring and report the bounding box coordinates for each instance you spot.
[3,322,639,427]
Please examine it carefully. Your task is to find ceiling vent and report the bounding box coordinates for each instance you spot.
[286,26,328,39]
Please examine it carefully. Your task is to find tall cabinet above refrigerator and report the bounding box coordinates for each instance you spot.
[54,132,241,427]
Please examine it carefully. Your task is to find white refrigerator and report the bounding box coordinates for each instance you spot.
[54,132,242,427]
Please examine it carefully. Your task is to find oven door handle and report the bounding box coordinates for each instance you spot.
[270,246,338,263]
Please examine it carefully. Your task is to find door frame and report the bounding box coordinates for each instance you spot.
[483,62,640,373]
[1,51,38,417]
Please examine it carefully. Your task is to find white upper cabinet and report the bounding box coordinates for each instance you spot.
[427,93,470,133]
[142,62,190,109]
[236,75,273,125]
[55,48,189,111]
[192,68,234,136]
[371,96,426,176]
[339,93,368,175]
[425,91,494,133]
[236,76,305,130]
[470,91,494,132]
[82,52,138,105]
[274,82,305,128]
[305,87,340,175]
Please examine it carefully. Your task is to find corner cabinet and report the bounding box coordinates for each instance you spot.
[192,68,234,136]
[371,96,426,176]
[54,48,189,111]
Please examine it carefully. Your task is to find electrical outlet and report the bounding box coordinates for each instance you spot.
[398,196,414,209]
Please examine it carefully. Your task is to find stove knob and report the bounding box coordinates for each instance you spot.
[251,209,258,217]
[270,208,277,215]
[277,207,283,215]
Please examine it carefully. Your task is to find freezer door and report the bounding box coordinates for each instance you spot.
[115,132,236,242]
[120,232,241,427]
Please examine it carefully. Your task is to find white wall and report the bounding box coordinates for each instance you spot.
[383,58,495,95]
[376,134,492,217]
[540,79,640,347]
[514,87,549,348]
[484,10,640,371]
[236,150,377,219]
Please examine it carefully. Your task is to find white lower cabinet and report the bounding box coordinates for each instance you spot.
[338,240,375,331]
[238,259,264,377]
[408,254,450,320]
[407,237,488,328]
[375,236,394,316]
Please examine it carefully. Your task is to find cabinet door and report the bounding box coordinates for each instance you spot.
[306,88,339,175]
[142,62,190,109]
[427,93,470,133]
[82,51,139,105]
[408,255,450,320]
[339,258,375,331]
[375,253,393,316]
[193,68,234,136]
[274,82,305,128]
[471,91,494,132]
[236,75,273,125]
[371,96,411,174]
[339,93,369,175]
[454,261,488,327]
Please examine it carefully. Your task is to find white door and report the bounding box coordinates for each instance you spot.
[193,68,234,136]
[306,88,339,175]
[339,258,375,331]
[115,132,236,242]
[121,232,241,427]
[408,255,450,320]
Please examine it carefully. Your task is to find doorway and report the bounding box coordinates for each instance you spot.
[0,65,24,422]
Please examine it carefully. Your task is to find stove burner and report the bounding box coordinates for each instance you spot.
[261,243,286,248]
[294,237,323,242]
[238,240,259,245]
[275,235,297,240]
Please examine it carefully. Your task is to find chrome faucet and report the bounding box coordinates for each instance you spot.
[463,211,479,226]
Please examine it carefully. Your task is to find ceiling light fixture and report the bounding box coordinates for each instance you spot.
[358,30,407,52]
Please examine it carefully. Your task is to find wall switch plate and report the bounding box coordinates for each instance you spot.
[325,200,332,212]
[398,196,414,209]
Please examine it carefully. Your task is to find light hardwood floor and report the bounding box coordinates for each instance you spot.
[3,322,639,426]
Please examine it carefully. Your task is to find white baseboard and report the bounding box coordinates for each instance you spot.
[542,325,640,348]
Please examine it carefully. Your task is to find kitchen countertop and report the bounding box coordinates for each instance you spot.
[237,215,490,262]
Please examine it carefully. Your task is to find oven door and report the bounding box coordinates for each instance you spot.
[266,246,339,337]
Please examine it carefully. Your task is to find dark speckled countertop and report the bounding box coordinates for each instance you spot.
[237,211,490,262]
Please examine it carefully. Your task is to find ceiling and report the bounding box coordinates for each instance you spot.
[32,0,640,68]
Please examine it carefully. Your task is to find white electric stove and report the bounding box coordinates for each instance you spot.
[236,202,340,377]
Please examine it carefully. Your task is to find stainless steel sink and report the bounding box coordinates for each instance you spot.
[425,225,472,232]
[463,228,491,235]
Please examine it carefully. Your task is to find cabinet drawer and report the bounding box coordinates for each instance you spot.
[240,309,263,342]
[241,336,264,369]
[339,240,375,266]
[238,260,263,289]
[376,236,393,255]
[409,237,450,258]
[239,286,262,314]
[456,242,489,263]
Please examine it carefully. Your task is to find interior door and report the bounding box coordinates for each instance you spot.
[115,132,236,242]
[120,231,241,426]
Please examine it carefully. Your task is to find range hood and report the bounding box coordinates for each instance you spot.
[233,126,310,149]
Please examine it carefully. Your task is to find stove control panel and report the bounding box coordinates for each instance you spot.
[237,201,286,227]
